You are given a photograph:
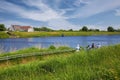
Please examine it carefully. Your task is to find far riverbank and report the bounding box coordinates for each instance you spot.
[0,31,120,38]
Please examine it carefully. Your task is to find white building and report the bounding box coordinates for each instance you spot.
[8,25,34,32]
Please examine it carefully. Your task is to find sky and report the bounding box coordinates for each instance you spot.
[0,0,120,30]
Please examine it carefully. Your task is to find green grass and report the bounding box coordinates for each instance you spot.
[12,32,62,38]
[0,44,120,80]
[0,46,72,57]
[0,31,120,38]
[11,31,120,38]
[0,32,9,38]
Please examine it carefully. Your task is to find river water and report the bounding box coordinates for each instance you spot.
[0,35,120,52]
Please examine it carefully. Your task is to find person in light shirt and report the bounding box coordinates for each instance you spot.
[76,44,80,51]
[96,43,101,48]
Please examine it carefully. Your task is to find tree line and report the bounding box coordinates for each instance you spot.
[34,27,54,32]
[34,26,120,32]
[0,24,120,32]
[79,26,120,32]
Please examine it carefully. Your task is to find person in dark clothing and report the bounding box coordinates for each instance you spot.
[91,43,95,48]
[87,45,91,50]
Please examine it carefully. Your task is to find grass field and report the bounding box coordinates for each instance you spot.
[0,32,9,38]
[0,31,120,38]
[12,31,120,38]
[0,44,120,80]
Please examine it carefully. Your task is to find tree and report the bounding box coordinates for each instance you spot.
[58,29,66,32]
[107,26,114,32]
[95,29,100,32]
[34,27,40,31]
[40,27,53,31]
[68,29,73,31]
[116,29,120,32]
[81,26,88,31]
[0,24,6,31]
[89,29,100,32]
[34,27,54,32]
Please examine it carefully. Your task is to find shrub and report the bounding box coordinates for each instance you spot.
[107,26,114,32]
[48,45,56,50]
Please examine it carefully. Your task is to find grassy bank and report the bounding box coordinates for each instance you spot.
[0,32,9,38]
[0,44,120,80]
[0,31,120,38]
[0,46,73,57]
[12,31,120,38]
[0,46,74,64]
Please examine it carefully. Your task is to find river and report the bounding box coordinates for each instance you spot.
[0,35,120,52]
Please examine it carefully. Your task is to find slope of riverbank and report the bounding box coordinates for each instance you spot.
[12,31,120,38]
[0,44,120,80]
[0,32,9,38]
[0,31,120,38]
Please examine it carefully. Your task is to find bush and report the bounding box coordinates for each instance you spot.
[48,45,56,50]
[107,26,114,32]
[81,26,88,31]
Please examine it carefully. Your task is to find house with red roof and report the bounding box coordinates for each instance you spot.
[8,25,34,32]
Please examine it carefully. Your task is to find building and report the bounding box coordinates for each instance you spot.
[8,25,34,32]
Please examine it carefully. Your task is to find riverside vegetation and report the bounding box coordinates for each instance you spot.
[0,44,120,80]
[0,31,120,38]
[11,31,120,38]
[0,32,9,38]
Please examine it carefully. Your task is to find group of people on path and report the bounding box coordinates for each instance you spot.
[76,43,101,51]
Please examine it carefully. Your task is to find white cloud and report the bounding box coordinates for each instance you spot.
[0,0,79,30]
[73,0,90,7]
[0,1,24,13]
[0,0,64,22]
[20,10,61,21]
[21,0,65,21]
[0,0,120,30]
[48,19,79,30]
[0,20,30,28]
[72,0,120,18]
[115,9,120,16]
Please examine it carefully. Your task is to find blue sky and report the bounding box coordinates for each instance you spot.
[0,0,120,30]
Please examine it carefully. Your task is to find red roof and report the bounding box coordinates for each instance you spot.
[12,25,32,31]
[20,26,31,31]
